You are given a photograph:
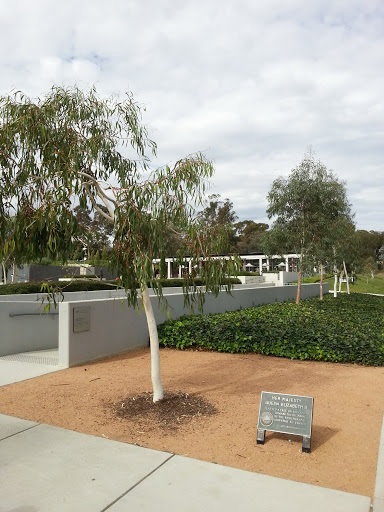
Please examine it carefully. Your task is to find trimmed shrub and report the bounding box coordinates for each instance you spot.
[0,280,119,295]
[152,278,240,288]
[158,294,384,366]
[301,274,334,283]
[0,277,240,295]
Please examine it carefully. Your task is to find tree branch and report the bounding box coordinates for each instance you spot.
[78,171,117,206]
[84,185,114,223]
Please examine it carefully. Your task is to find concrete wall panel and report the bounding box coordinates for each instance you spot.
[58,299,149,368]
[0,302,58,356]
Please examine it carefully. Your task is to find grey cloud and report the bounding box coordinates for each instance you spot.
[0,0,383,230]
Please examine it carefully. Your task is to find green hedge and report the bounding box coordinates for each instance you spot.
[0,277,240,295]
[301,274,334,283]
[0,280,120,295]
[158,294,384,366]
[153,278,240,287]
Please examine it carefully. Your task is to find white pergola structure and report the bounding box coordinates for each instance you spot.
[153,253,300,279]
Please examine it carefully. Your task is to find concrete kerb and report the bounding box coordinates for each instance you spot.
[373,413,384,511]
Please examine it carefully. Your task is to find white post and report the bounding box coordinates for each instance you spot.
[189,259,192,275]
[285,257,289,272]
[259,258,263,274]
[343,260,350,294]
[167,260,171,279]
[178,265,182,278]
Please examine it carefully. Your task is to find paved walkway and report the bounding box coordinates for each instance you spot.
[0,414,372,512]
[0,349,63,386]
[0,354,378,512]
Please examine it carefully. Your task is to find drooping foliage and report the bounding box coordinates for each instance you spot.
[0,85,240,308]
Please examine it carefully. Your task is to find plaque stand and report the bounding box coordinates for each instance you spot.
[302,436,311,453]
[256,429,265,445]
[256,430,311,453]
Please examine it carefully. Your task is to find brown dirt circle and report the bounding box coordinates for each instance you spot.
[1,347,384,498]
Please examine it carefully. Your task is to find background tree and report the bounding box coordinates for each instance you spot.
[0,85,239,402]
[359,256,377,283]
[72,204,113,260]
[264,152,353,303]
[72,206,93,260]
[92,205,114,252]
[356,230,384,274]
[378,246,384,271]
[197,194,238,253]
[235,220,269,254]
[309,217,358,298]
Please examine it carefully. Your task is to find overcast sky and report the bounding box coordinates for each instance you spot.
[1,0,383,230]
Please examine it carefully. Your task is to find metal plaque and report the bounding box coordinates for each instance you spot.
[73,306,91,333]
[257,391,314,453]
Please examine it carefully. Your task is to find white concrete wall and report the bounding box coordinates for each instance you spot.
[280,271,299,284]
[0,283,267,302]
[0,301,58,356]
[260,271,299,285]
[237,276,266,285]
[58,299,149,368]
[262,273,280,283]
[58,283,328,367]
[151,283,327,323]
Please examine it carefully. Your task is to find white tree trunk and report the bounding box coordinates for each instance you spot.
[295,252,303,304]
[338,269,343,292]
[333,273,337,297]
[319,263,323,301]
[343,260,350,294]
[142,286,164,403]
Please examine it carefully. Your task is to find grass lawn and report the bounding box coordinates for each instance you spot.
[324,272,384,294]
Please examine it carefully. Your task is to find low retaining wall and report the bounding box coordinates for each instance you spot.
[59,283,328,367]
[261,271,299,285]
[0,301,58,357]
[58,299,148,368]
[237,276,266,285]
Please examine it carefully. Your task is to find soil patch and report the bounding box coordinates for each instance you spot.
[1,347,384,498]
[110,391,217,431]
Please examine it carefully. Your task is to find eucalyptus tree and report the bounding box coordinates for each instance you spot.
[310,217,357,298]
[197,194,238,253]
[0,85,239,402]
[265,152,352,303]
[72,204,113,260]
[235,221,269,255]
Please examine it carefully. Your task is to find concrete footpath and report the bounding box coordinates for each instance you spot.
[0,349,62,386]
[0,413,372,512]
